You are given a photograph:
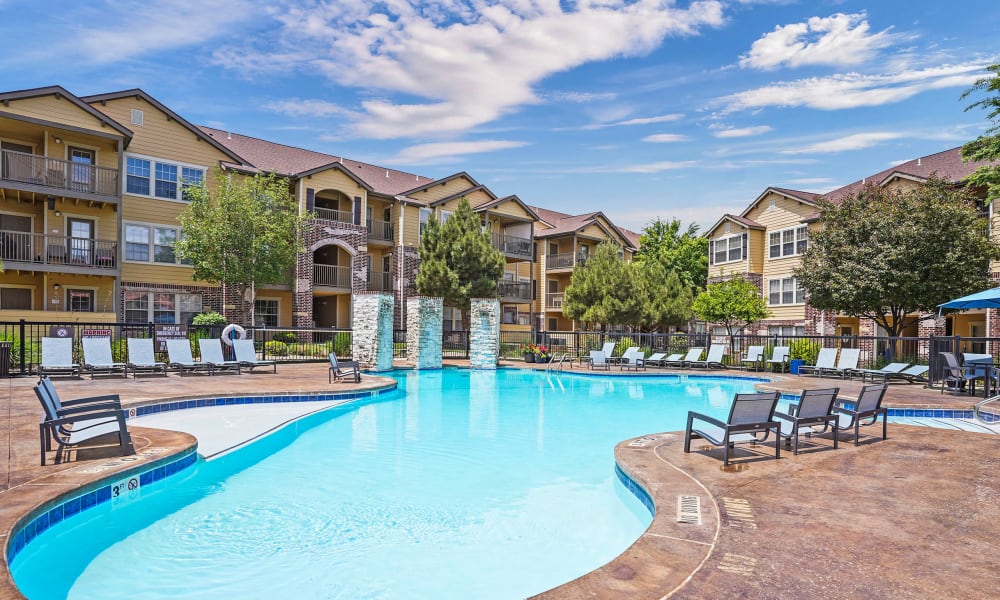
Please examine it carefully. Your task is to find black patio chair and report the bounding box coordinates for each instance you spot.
[684,391,782,466]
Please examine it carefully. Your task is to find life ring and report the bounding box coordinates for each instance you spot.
[221,323,247,346]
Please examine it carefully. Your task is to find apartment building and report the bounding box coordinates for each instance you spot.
[705,146,995,338]
[1,85,635,331]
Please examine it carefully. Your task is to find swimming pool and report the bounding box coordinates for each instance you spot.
[11,369,765,599]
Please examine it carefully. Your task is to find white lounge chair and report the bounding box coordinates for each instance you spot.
[233,339,277,373]
[856,362,909,383]
[166,339,213,376]
[126,338,167,377]
[765,346,790,372]
[739,346,764,371]
[588,349,610,370]
[38,337,80,379]
[797,348,838,377]
[666,347,704,368]
[620,347,646,371]
[688,344,725,369]
[199,338,242,374]
[81,337,127,379]
[823,348,861,378]
[645,352,669,367]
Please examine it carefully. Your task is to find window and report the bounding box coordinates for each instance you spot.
[440,210,453,223]
[418,208,431,239]
[67,289,94,312]
[443,307,463,332]
[124,292,201,323]
[254,299,279,327]
[768,325,805,336]
[502,305,517,324]
[0,287,31,310]
[768,226,808,258]
[547,279,558,293]
[768,277,805,305]
[131,109,144,126]
[124,223,185,264]
[711,234,745,264]
[124,154,204,202]
[548,318,558,331]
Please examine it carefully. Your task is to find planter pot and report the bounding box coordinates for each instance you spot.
[789,359,805,374]
[524,353,536,363]
[538,354,551,363]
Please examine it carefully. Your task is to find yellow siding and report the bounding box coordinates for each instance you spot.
[122,197,185,225]
[767,305,806,321]
[748,230,765,273]
[50,207,117,241]
[3,95,112,134]
[407,176,477,203]
[435,188,493,212]
[746,191,815,286]
[121,262,203,286]
[49,274,117,313]
[401,204,422,246]
[0,272,41,310]
[707,222,751,279]
[578,223,608,240]
[484,199,531,220]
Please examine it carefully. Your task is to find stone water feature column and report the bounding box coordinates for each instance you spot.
[406,297,443,369]
[352,292,395,372]
[469,298,500,370]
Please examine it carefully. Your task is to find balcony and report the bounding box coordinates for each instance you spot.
[546,252,587,271]
[0,230,117,271]
[313,264,351,288]
[492,233,532,260]
[546,292,564,309]
[313,207,353,224]
[498,281,531,303]
[1,149,120,199]
[367,218,393,243]
[367,270,393,292]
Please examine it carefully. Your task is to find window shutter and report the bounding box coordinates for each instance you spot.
[354,197,362,225]
[306,188,315,212]
[742,233,747,259]
[709,240,715,265]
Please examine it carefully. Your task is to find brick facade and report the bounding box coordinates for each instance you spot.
[294,218,369,328]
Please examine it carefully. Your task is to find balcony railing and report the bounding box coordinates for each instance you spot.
[0,229,117,269]
[367,218,393,242]
[313,207,353,224]
[313,264,352,288]
[498,281,532,303]
[501,311,532,326]
[1,149,120,198]
[367,270,393,291]
[547,292,565,309]
[492,233,532,259]
[546,252,587,270]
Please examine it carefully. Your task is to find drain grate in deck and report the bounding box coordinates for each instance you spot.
[676,495,702,525]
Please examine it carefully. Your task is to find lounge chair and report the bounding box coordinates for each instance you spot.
[765,346,790,372]
[684,391,782,466]
[620,347,646,371]
[233,339,277,373]
[329,353,360,383]
[833,383,889,445]
[648,353,682,368]
[198,338,242,374]
[822,348,860,378]
[602,341,625,364]
[126,338,167,377]
[588,350,611,370]
[81,337,127,379]
[774,387,840,455]
[665,347,703,368]
[34,376,134,466]
[855,362,909,383]
[688,344,725,369]
[38,337,80,379]
[166,339,214,376]
[739,346,764,371]
[893,364,929,384]
[796,348,838,377]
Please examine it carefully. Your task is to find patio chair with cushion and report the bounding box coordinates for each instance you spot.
[38,337,80,379]
[797,348,838,377]
[329,353,360,383]
[126,338,167,377]
[855,362,909,383]
[688,344,725,369]
[233,339,277,373]
[684,391,782,466]
[589,350,611,370]
[765,346,790,372]
[774,387,840,455]
[81,337,127,379]
[34,376,134,466]
[833,383,889,446]
[166,339,214,376]
[739,345,764,371]
[198,338,242,375]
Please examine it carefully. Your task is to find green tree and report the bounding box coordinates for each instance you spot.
[634,218,708,293]
[631,258,693,332]
[176,171,309,326]
[562,241,631,328]
[796,179,1000,338]
[692,276,769,339]
[961,63,1000,203]
[415,197,505,310]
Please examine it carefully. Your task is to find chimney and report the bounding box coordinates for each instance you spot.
[226,131,232,140]
[385,170,390,178]
[917,158,922,166]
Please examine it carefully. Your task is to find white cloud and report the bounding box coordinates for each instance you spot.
[604,160,698,173]
[614,114,686,126]
[712,125,773,138]
[389,140,529,164]
[264,99,356,119]
[786,177,834,185]
[549,91,618,103]
[740,12,897,70]
[642,133,690,143]
[718,62,985,112]
[214,1,724,138]
[781,132,903,154]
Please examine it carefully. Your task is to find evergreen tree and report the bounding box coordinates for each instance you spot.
[562,242,631,328]
[632,259,694,332]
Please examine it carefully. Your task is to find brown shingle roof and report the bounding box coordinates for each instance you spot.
[198,127,434,196]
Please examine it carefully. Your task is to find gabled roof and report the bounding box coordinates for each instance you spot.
[741,186,819,218]
[0,85,134,143]
[198,126,433,196]
[530,206,629,247]
[428,184,497,207]
[478,194,541,222]
[706,214,765,237]
[400,171,482,197]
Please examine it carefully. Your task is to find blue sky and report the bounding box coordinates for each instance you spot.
[3,0,998,233]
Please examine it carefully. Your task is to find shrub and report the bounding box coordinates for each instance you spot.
[273,331,298,344]
[111,338,128,363]
[333,332,352,357]
[192,312,227,326]
[789,339,821,364]
[264,340,288,356]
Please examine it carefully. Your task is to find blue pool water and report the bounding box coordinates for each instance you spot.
[12,369,762,599]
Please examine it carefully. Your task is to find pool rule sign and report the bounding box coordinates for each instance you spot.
[111,474,141,507]
[154,324,188,352]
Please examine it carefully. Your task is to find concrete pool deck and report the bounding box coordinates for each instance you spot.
[1,361,998,598]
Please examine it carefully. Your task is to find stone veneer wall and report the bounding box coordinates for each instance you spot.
[469,298,500,369]
[352,293,395,371]
[406,297,443,369]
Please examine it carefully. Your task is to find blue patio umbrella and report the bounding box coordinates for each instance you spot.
[937,286,1000,315]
